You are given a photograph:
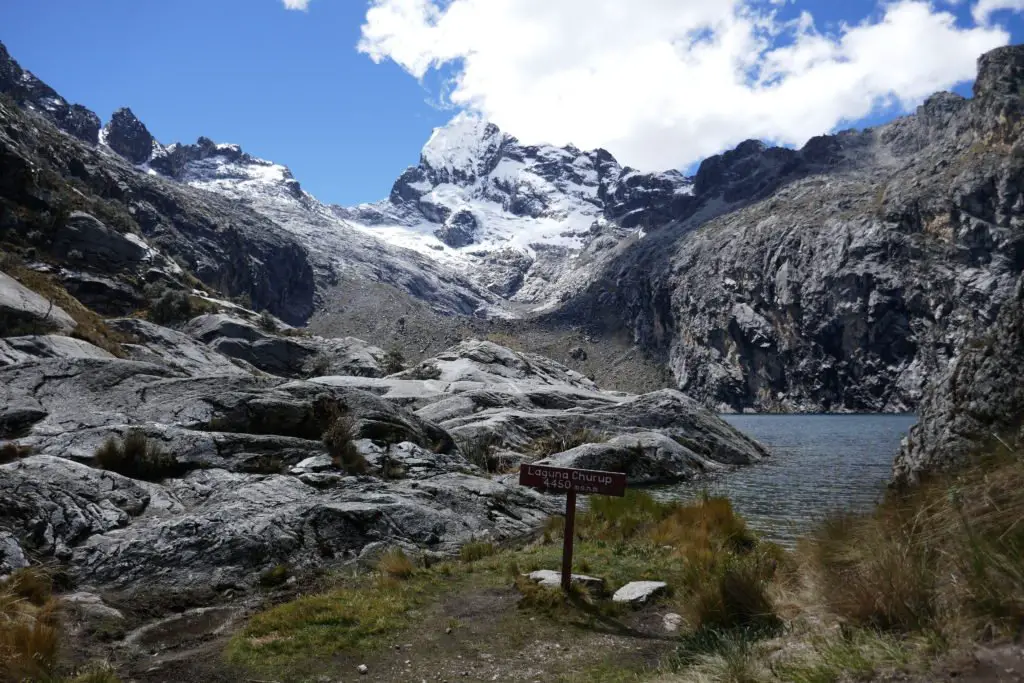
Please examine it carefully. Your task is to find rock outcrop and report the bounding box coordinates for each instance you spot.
[894,274,1024,485]
[555,46,1024,413]
[0,271,77,334]
[0,42,100,143]
[182,313,387,379]
[102,107,157,165]
[0,336,764,591]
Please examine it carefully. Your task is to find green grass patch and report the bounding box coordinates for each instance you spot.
[225,575,429,674]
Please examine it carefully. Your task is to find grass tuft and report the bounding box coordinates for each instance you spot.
[0,442,32,464]
[377,548,416,580]
[527,427,608,459]
[94,430,185,481]
[323,416,368,475]
[459,541,497,563]
[3,568,52,606]
[801,454,1024,637]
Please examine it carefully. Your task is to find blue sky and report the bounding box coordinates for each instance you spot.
[2,1,1023,205]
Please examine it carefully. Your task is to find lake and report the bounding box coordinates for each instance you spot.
[652,414,918,547]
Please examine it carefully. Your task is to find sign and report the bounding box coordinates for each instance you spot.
[518,464,627,497]
[519,463,628,592]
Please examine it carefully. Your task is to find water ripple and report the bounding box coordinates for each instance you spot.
[651,415,918,547]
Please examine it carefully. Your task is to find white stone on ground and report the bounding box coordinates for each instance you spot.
[611,580,668,604]
[663,612,684,633]
[526,570,605,592]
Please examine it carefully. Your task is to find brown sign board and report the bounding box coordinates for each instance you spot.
[519,463,627,497]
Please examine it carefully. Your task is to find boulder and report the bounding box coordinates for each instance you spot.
[536,432,733,484]
[0,531,28,575]
[0,456,558,590]
[108,318,251,377]
[0,335,115,366]
[612,581,668,605]
[52,212,148,270]
[0,271,76,334]
[185,313,386,378]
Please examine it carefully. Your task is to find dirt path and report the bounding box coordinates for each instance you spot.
[108,584,682,683]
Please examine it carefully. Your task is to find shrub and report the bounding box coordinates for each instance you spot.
[67,662,123,683]
[307,354,331,378]
[93,430,185,481]
[382,347,406,375]
[406,362,442,380]
[527,427,607,459]
[323,417,368,475]
[257,310,278,333]
[453,433,501,473]
[378,549,416,580]
[459,541,496,563]
[259,564,291,588]
[148,289,193,325]
[685,553,780,633]
[0,575,60,683]
[0,442,32,464]
[4,568,52,606]
[802,454,1024,636]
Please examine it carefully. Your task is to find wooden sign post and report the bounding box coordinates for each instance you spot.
[519,463,628,592]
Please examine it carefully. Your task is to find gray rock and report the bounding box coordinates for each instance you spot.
[0,271,76,334]
[895,274,1024,484]
[290,454,334,474]
[0,335,115,366]
[108,318,251,377]
[52,212,148,269]
[612,581,667,605]
[663,612,683,632]
[102,107,156,165]
[185,314,386,379]
[62,592,125,622]
[0,531,28,575]
[526,570,605,593]
[536,432,734,485]
[60,271,146,316]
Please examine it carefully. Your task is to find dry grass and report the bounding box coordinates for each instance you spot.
[66,661,123,683]
[4,567,53,606]
[459,541,497,563]
[801,454,1024,638]
[377,548,416,580]
[0,442,32,464]
[527,427,608,459]
[94,430,185,481]
[0,569,61,683]
[323,416,368,475]
[5,262,132,356]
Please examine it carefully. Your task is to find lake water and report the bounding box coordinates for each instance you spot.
[652,414,918,547]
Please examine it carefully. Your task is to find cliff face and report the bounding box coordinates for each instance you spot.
[555,46,1024,413]
[894,272,1024,484]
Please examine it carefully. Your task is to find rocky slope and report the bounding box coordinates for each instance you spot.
[0,302,764,588]
[554,46,1024,413]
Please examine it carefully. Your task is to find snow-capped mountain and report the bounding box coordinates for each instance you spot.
[334,113,693,307]
[97,107,694,315]
[98,108,501,318]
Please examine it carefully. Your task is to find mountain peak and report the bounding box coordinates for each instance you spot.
[103,107,157,164]
[0,40,100,144]
[420,113,509,183]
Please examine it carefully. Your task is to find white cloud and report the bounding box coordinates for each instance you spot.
[359,0,1015,171]
[283,0,311,10]
[974,0,1024,22]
